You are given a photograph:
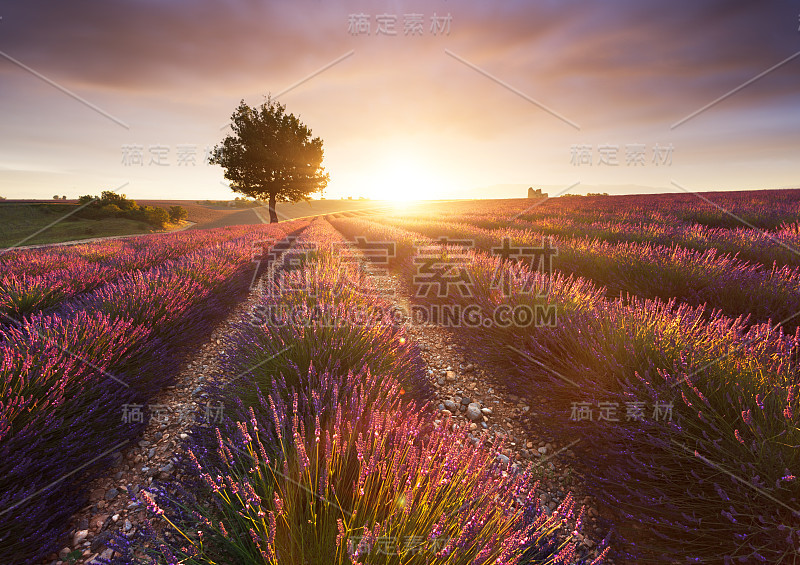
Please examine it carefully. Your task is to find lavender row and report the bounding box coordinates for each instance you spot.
[0,227,253,276]
[329,215,800,563]
[489,216,800,271]
[407,190,800,231]
[114,370,605,564]
[0,226,270,321]
[218,217,434,409]
[106,218,608,564]
[376,216,800,330]
[0,220,309,564]
[392,194,800,270]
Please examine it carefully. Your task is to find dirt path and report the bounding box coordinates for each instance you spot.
[331,218,613,563]
[41,278,274,565]
[48,220,610,564]
[43,228,313,564]
[380,273,611,563]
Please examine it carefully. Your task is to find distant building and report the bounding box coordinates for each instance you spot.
[528,187,548,199]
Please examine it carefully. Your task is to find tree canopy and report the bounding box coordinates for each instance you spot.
[209,97,329,223]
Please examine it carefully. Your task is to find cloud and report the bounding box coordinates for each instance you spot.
[0,0,797,198]
[0,0,344,93]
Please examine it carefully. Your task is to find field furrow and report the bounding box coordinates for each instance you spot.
[0,220,310,564]
[370,214,800,330]
[328,214,800,563]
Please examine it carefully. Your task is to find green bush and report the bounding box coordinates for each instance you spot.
[100,203,123,216]
[100,190,138,211]
[142,206,170,229]
[75,192,175,228]
[168,205,188,223]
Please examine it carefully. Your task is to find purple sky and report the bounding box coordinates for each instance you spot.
[1,0,798,201]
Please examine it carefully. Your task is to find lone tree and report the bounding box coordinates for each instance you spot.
[209,97,329,223]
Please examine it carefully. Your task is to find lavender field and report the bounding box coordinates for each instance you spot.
[1,190,797,565]
[5,0,800,562]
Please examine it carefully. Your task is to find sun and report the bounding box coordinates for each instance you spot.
[369,153,439,202]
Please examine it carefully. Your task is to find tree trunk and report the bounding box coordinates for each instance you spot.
[268,194,278,223]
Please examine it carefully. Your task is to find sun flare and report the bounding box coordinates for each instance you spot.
[368,154,439,202]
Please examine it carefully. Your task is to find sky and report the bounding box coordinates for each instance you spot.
[0,0,798,201]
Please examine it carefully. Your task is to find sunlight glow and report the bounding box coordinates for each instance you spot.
[365,153,442,202]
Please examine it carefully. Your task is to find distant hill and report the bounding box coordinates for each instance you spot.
[0,202,164,248]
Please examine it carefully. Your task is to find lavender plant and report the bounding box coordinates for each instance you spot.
[219,219,433,414]
[328,215,800,563]
[0,223,293,321]
[109,369,608,564]
[0,222,309,563]
[376,216,800,330]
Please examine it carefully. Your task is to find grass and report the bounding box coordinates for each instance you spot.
[0,203,184,248]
